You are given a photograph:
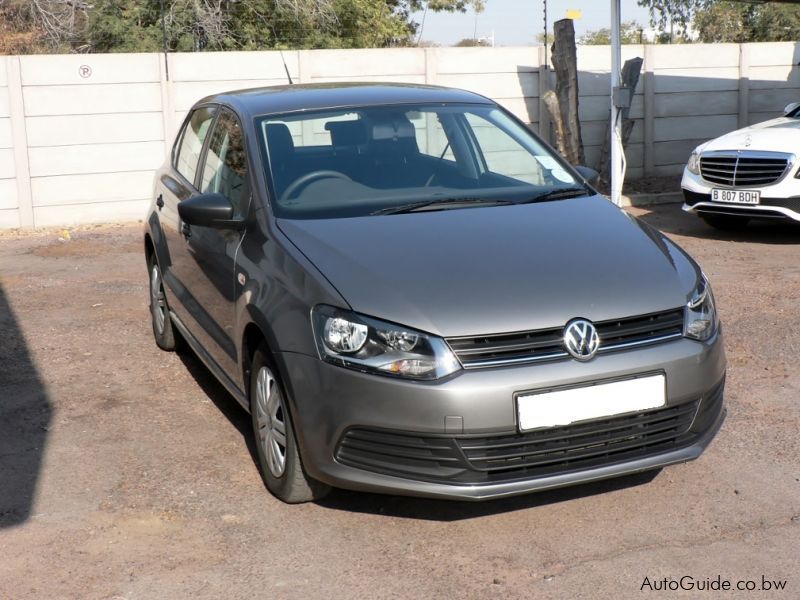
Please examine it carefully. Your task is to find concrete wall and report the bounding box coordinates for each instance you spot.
[1,43,798,229]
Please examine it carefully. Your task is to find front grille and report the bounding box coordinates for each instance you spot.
[447,308,684,369]
[700,153,790,187]
[335,378,724,486]
[459,399,699,477]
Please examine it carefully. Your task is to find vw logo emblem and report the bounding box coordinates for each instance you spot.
[563,319,600,361]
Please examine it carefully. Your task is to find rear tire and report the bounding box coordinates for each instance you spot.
[700,214,750,231]
[148,256,180,351]
[250,345,330,503]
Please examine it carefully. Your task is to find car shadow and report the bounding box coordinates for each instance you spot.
[317,469,661,522]
[0,285,52,529]
[176,347,258,459]
[634,205,800,245]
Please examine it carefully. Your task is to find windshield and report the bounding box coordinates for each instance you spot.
[256,103,585,219]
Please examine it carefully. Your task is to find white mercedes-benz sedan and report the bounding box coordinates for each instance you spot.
[681,102,800,229]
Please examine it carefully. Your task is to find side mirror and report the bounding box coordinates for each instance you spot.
[178,193,244,229]
[783,102,799,116]
[574,165,600,187]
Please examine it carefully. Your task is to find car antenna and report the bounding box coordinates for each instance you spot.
[271,25,293,85]
[279,49,293,85]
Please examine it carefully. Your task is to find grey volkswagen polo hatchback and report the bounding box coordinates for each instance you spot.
[144,83,725,503]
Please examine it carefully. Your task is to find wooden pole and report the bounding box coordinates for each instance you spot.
[550,19,584,165]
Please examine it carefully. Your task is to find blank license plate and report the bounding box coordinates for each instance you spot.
[712,189,760,204]
[517,374,666,431]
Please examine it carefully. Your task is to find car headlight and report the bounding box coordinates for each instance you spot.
[684,275,718,341]
[687,151,701,175]
[311,305,462,380]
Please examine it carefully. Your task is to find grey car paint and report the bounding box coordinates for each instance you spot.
[277,197,700,338]
[144,83,726,501]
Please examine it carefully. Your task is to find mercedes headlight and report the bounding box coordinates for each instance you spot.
[685,275,718,341]
[687,151,701,175]
[312,305,461,380]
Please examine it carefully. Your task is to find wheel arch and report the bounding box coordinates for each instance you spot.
[239,314,287,403]
[238,312,316,451]
[144,213,172,274]
[241,321,269,395]
[144,232,155,267]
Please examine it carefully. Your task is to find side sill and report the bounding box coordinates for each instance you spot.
[170,310,250,411]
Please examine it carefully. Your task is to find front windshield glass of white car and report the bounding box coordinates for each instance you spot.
[257,103,587,219]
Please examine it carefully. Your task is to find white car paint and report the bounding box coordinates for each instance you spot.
[681,105,800,224]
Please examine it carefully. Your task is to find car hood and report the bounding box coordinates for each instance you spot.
[699,116,800,154]
[277,196,699,338]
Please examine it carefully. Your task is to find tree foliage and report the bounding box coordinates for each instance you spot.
[0,0,486,54]
[693,1,800,42]
[0,0,90,53]
[454,37,489,47]
[637,0,800,42]
[636,0,709,33]
[578,21,646,45]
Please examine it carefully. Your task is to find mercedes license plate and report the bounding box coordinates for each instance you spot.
[711,189,760,205]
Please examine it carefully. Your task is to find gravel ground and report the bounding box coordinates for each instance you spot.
[0,206,798,599]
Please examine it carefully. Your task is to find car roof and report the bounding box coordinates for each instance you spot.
[197,82,495,118]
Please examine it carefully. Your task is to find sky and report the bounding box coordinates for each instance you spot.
[414,0,654,46]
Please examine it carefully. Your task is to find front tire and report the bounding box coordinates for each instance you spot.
[700,214,750,231]
[148,256,179,351]
[250,346,330,503]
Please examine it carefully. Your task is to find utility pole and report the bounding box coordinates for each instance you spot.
[543,0,548,68]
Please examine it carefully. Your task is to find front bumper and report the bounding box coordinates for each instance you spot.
[681,168,800,222]
[279,332,727,501]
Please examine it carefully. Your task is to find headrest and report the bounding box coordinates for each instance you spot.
[325,120,367,147]
[265,123,294,159]
[370,116,417,142]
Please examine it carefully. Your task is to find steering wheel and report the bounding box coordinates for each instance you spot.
[281,170,352,202]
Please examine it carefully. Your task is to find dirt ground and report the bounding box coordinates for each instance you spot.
[0,206,798,600]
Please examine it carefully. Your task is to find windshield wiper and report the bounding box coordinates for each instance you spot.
[371,197,514,216]
[515,186,590,204]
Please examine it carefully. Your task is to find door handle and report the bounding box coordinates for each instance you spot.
[181,222,191,238]
[156,194,164,210]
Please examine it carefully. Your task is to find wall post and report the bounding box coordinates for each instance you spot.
[537,45,551,144]
[643,44,655,177]
[159,54,176,158]
[7,56,33,228]
[298,50,312,84]
[424,48,437,85]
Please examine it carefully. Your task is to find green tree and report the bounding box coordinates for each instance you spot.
[1,0,488,54]
[578,21,646,45]
[637,0,800,43]
[0,0,89,53]
[637,0,709,33]
[694,2,800,42]
[455,37,489,46]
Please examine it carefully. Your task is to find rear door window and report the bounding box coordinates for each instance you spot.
[175,106,217,186]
